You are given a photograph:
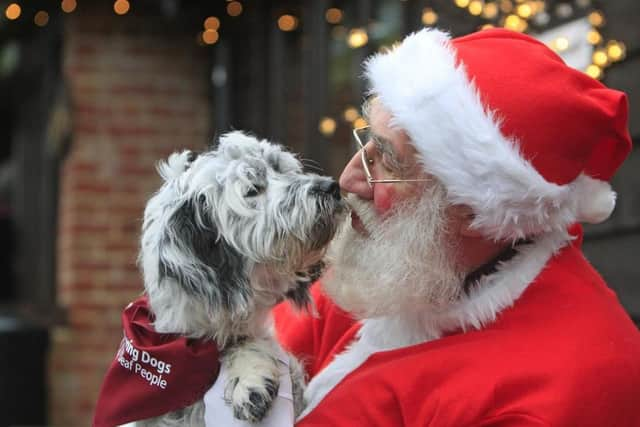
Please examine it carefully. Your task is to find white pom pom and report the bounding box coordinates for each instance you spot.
[573,175,616,224]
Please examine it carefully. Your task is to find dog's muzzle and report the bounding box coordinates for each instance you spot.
[312,179,341,201]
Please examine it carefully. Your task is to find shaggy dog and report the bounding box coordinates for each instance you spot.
[133,131,345,425]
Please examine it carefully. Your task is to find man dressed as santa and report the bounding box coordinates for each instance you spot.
[272,28,640,426]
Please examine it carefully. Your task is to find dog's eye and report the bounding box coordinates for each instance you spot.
[244,186,264,197]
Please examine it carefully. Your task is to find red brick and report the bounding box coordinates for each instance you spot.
[69,162,99,173]
[107,124,160,138]
[73,182,111,193]
[53,10,211,426]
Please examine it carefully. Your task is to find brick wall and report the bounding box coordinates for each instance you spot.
[51,9,211,425]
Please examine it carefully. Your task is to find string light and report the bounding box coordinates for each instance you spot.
[587,10,604,27]
[114,0,130,15]
[585,64,602,79]
[606,40,625,62]
[325,8,343,24]
[592,49,608,67]
[277,14,298,32]
[204,16,220,31]
[421,8,438,26]
[61,0,76,13]
[347,28,368,48]
[319,117,337,137]
[482,3,499,19]
[468,1,483,16]
[550,37,570,52]
[353,117,368,129]
[343,107,359,122]
[202,29,219,45]
[227,1,243,17]
[5,3,21,20]
[586,29,602,45]
[34,10,49,27]
[504,14,527,32]
[500,0,514,13]
[454,0,471,8]
[516,3,532,18]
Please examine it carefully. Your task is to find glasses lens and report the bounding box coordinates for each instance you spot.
[355,127,370,150]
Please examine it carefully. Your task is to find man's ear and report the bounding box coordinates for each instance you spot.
[450,205,484,238]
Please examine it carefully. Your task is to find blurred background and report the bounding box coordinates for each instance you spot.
[0,0,638,425]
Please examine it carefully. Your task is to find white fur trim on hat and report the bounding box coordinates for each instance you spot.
[364,29,615,241]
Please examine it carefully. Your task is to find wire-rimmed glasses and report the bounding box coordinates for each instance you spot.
[352,125,430,188]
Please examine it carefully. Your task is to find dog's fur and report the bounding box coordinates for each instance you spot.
[133,131,345,426]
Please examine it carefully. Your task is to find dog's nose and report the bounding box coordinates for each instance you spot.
[316,180,341,200]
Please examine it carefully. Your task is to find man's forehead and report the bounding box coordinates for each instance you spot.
[367,104,412,155]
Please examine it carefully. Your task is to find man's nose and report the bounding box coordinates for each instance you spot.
[339,151,373,200]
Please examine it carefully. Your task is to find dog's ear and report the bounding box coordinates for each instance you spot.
[157,197,253,320]
[157,150,199,182]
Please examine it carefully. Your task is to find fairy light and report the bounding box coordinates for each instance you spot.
[468,1,483,16]
[516,3,532,18]
[325,8,343,24]
[34,10,49,26]
[592,49,608,67]
[114,0,130,15]
[343,107,359,122]
[353,117,368,129]
[588,10,604,27]
[504,14,526,31]
[319,117,337,137]
[277,14,298,32]
[5,3,21,20]
[202,29,219,45]
[455,0,471,8]
[204,16,220,31]
[347,28,368,48]
[586,29,602,45]
[500,0,514,13]
[552,37,570,52]
[482,3,499,19]
[421,8,438,26]
[227,1,243,17]
[606,41,625,62]
[585,64,602,79]
[61,0,77,13]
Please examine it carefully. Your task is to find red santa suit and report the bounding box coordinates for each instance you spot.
[274,227,640,426]
[272,27,640,426]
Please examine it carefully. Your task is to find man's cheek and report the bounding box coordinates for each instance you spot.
[373,186,395,216]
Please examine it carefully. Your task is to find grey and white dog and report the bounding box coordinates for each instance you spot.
[134,131,345,426]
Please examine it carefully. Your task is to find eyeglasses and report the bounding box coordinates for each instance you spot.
[352,125,430,188]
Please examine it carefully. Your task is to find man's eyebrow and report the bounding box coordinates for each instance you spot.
[371,133,404,169]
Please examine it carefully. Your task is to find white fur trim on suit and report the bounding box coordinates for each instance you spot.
[299,231,570,420]
[364,29,615,241]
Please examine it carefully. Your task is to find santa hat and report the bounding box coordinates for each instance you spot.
[364,28,631,241]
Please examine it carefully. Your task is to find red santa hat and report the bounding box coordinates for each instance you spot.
[364,28,631,241]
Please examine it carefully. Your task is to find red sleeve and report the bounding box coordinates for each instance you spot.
[273,282,356,378]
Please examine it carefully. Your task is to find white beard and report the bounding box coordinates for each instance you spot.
[323,185,465,319]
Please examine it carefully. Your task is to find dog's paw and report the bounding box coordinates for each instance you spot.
[222,340,282,422]
[225,374,279,422]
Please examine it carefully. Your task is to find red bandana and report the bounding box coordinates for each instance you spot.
[93,296,220,427]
